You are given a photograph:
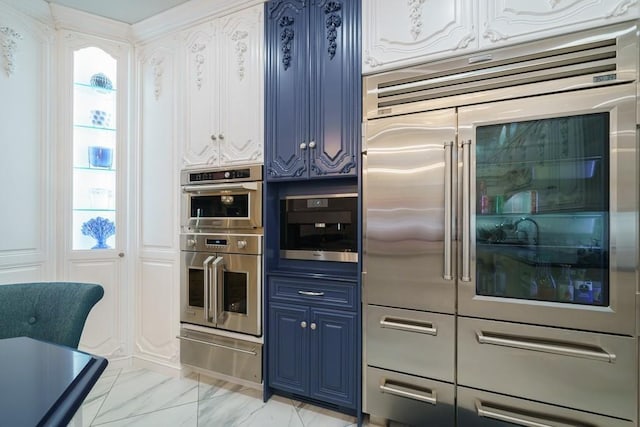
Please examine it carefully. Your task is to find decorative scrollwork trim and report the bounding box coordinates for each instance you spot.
[232,30,248,80]
[324,1,342,59]
[408,0,426,40]
[0,26,23,77]
[279,16,295,70]
[150,55,164,100]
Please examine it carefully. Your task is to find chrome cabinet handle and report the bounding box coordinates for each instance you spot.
[301,321,307,328]
[218,134,224,140]
[380,316,437,336]
[202,255,216,322]
[177,335,257,356]
[297,290,325,297]
[461,139,471,282]
[300,142,307,150]
[476,331,616,363]
[210,134,217,141]
[308,140,316,148]
[443,141,453,281]
[310,323,317,330]
[379,379,437,405]
[211,257,224,325]
[476,401,583,427]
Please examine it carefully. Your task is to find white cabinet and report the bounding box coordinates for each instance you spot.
[182,4,264,168]
[362,0,477,74]
[362,0,639,74]
[479,0,639,50]
[134,33,181,368]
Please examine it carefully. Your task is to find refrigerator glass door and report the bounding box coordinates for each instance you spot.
[363,109,457,314]
[458,84,637,335]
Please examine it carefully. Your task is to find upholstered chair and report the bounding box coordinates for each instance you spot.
[0,282,104,349]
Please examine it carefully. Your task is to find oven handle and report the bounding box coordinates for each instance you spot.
[211,256,224,324]
[182,182,259,193]
[202,255,217,324]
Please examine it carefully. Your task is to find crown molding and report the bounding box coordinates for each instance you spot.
[50,3,132,43]
[132,0,265,43]
[0,0,53,27]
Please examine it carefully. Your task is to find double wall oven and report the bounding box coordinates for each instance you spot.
[179,165,263,384]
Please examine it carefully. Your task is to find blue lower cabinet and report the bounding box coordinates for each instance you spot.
[268,303,357,409]
[268,303,309,395]
[309,308,357,408]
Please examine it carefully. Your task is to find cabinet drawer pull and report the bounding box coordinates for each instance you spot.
[379,379,436,405]
[476,400,582,427]
[476,331,616,363]
[380,316,437,335]
[298,290,325,297]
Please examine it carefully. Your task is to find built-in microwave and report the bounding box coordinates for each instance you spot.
[280,193,358,262]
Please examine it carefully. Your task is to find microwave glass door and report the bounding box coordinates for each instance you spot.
[191,194,250,219]
[474,113,609,306]
[458,84,637,335]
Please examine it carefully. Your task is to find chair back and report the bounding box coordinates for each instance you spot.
[0,282,104,349]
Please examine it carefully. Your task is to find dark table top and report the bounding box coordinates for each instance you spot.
[0,336,108,427]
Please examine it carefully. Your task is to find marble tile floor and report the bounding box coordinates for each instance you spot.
[80,366,360,427]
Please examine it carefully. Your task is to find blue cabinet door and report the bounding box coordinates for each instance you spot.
[308,0,359,179]
[265,0,309,180]
[268,303,309,395]
[309,307,357,408]
[265,0,360,181]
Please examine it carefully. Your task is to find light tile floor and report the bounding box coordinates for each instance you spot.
[81,367,359,427]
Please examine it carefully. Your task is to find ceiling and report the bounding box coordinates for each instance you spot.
[45,0,192,24]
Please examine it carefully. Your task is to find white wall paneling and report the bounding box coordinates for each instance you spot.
[0,1,54,283]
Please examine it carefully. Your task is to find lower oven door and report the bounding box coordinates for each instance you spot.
[179,327,262,384]
[214,252,262,336]
[182,250,262,336]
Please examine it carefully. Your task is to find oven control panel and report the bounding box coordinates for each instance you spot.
[181,165,263,185]
[181,234,262,255]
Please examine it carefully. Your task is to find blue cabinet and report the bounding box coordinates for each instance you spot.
[265,0,360,180]
[267,276,357,409]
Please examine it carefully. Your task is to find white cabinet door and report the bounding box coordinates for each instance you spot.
[479,0,640,50]
[362,0,477,74]
[182,4,264,168]
[183,20,219,167]
[218,5,264,166]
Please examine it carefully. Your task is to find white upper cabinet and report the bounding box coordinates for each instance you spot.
[479,0,639,50]
[182,4,264,168]
[362,0,477,74]
[362,0,639,74]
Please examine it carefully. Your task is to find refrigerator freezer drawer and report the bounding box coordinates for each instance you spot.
[457,386,634,426]
[365,305,454,382]
[365,366,454,427]
[458,317,637,421]
[179,328,262,384]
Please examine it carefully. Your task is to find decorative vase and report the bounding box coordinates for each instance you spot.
[81,217,115,250]
[88,146,113,168]
[89,72,113,90]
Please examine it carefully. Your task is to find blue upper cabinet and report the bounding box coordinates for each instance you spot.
[265,0,361,181]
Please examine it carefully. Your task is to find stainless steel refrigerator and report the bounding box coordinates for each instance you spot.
[362,21,639,426]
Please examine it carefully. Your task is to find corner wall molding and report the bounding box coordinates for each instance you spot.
[0,26,23,77]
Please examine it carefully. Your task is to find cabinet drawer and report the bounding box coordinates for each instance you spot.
[365,366,454,427]
[366,305,454,382]
[458,317,637,421]
[457,386,634,427]
[269,276,356,310]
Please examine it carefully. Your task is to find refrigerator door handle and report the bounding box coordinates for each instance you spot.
[443,141,453,281]
[379,379,437,405]
[476,401,581,427]
[476,331,617,363]
[461,139,471,282]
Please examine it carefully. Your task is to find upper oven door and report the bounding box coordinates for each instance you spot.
[181,181,263,231]
[457,83,637,336]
